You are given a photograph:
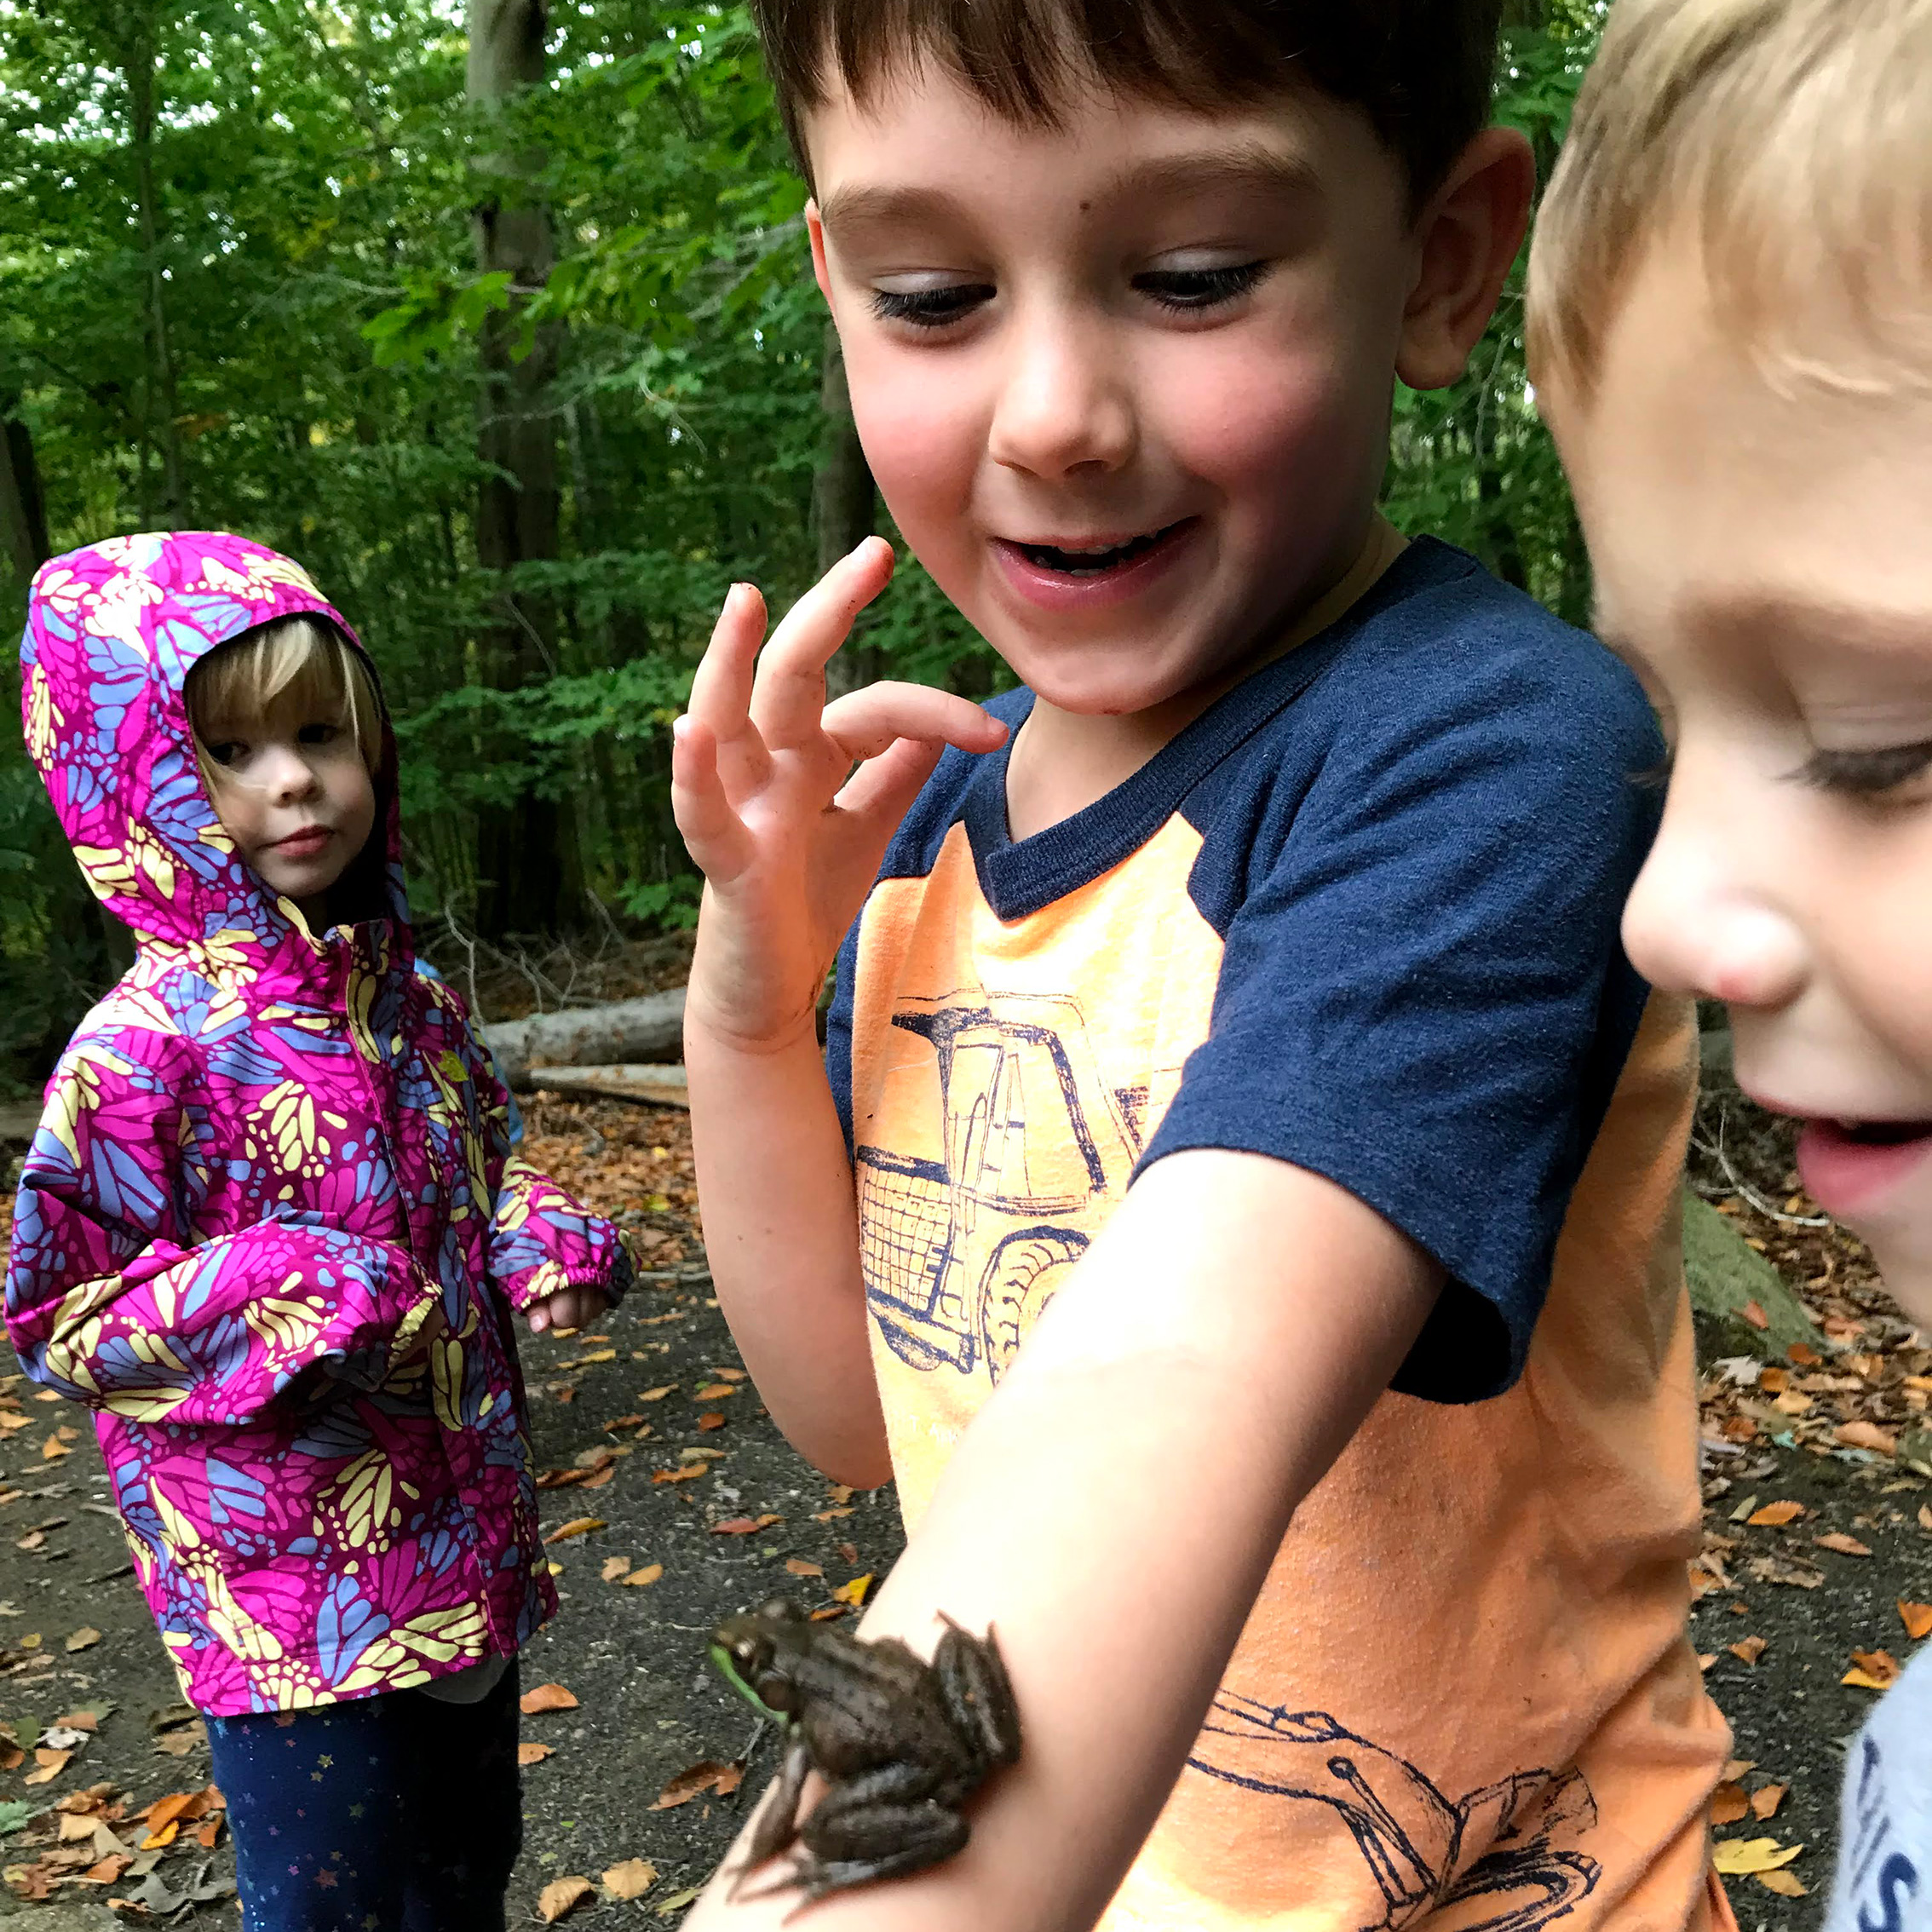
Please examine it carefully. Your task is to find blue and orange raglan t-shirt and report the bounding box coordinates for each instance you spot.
[826,538,1732,1932]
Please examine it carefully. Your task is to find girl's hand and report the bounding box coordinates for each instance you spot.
[526,1284,609,1336]
[673,538,1008,1055]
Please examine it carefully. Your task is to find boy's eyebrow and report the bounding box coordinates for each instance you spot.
[1699,593,1932,662]
[817,142,1323,236]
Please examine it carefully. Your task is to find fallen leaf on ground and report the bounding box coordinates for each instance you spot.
[520,1682,580,1716]
[26,1747,72,1785]
[813,1507,854,1522]
[650,1761,744,1810]
[581,1466,616,1490]
[538,1874,597,1922]
[832,1573,874,1607]
[1837,1422,1898,1456]
[1712,1837,1803,1876]
[712,1515,780,1536]
[1722,1759,1757,1782]
[1711,1784,1749,1826]
[657,1884,704,1916]
[1844,1650,1901,1690]
[1751,1785,1788,1820]
[1901,1601,1932,1640]
[1697,1653,1718,1672]
[623,1564,664,1589]
[1920,1505,1932,1532]
[785,1558,824,1578]
[66,1626,101,1653]
[1740,1300,1768,1331]
[1728,1636,1767,1665]
[53,1711,100,1734]
[603,1415,644,1433]
[1747,1501,1804,1527]
[809,1604,849,1622]
[141,1820,180,1851]
[574,1446,618,1472]
[575,1349,616,1365]
[698,1412,726,1431]
[41,1435,71,1460]
[603,1858,658,1900]
[653,1463,706,1485]
[828,1484,854,1504]
[1757,1870,1808,1898]
[543,1517,607,1544]
[1748,1554,1825,1590]
[86,1852,132,1883]
[639,1386,676,1402]
[1788,1342,1821,1367]
[601,1556,633,1582]
[517,1743,555,1767]
[1816,1532,1873,1557]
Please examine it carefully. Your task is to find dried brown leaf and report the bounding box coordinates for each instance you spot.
[538,1874,597,1922]
[520,1682,580,1716]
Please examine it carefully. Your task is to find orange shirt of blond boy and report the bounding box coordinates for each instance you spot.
[674,4,1733,1930]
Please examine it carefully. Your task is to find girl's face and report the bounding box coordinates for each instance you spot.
[1546,245,1932,1324]
[197,684,377,931]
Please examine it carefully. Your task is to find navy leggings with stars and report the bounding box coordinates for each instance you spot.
[205,1665,523,1932]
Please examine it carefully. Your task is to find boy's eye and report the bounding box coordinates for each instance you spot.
[1134,261,1271,313]
[298,722,342,748]
[870,282,995,329]
[1798,739,1932,800]
[205,740,244,768]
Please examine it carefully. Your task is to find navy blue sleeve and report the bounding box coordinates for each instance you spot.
[1141,615,1663,1403]
[825,919,860,1162]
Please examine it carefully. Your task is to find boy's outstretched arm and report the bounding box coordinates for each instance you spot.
[675,538,1009,1487]
[685,1146,1442,1932]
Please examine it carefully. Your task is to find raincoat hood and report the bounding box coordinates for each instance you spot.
[21,532,406,972]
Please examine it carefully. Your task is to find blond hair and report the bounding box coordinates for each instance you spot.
[1527,0,1932,395]
[185,617,383,789]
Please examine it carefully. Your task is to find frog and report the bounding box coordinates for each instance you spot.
[710,1597,1022,1906]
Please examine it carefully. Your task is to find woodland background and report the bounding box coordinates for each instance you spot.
[0,0,1599,1095]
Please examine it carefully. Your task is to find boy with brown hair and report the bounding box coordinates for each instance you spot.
[675,3,1731,1927]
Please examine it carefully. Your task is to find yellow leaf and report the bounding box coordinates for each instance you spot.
[603,1858,658,1900]
[1900,1601,1932,1641]
[538,1874,597,1922]
[141,1820,181,1851]
[1844,1649,1902,1691]
[543,1517,607,1544]
[638,1386,676,1402]
[576,1349,616,1364]
[65,1626,101,1653]
[622,1564,664,1589]
[1757,1871,1808,1898]
[1712,1837,1803,1876]
[832,1573,873,1607]
[42,1435,71,1461]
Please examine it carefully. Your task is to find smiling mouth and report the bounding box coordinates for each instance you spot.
[1010,520,1192,578]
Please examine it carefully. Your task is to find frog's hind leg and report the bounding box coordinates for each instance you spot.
[727,1737,814,1900]
[787,1803,971,1913]
[934,1615,1022,1768]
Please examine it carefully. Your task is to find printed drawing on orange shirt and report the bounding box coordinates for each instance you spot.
[856,989,1182,1384]
[1191,1693,1601,1932]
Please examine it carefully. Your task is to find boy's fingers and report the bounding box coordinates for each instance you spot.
[751,538,896,753]
[671,716,756,884]
[834,737,949,835]
[687,583,770,754]
[821,683,1009,765]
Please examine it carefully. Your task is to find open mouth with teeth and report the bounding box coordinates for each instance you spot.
[1012,520,1191,578]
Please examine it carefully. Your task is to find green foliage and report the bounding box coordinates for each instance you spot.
[0,0,1609,1093]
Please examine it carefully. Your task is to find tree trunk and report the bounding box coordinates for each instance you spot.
[127,20,187,530]
[0,409,49,589]
[813,322,880,700]
[467,0,584,940]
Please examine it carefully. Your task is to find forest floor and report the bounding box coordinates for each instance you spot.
[2,1078,1929,1928]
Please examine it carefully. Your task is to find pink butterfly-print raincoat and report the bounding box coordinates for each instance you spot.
[6,532,630,1715]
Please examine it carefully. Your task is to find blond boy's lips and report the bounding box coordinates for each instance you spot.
[991,517,1200,612]
[1794,1116,1932,1222]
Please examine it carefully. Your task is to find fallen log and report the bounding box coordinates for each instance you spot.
[481,988,685,1090]
[526,1064,688,1109]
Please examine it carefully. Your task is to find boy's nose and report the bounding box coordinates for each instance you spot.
[262,747,324,805]
[986,315,1136,480]
[1620,786,1809,1012]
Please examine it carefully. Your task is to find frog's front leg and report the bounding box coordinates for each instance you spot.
[934,1616,1022,1773]
[794,1766,970,1905]
[731,1734,814,1895]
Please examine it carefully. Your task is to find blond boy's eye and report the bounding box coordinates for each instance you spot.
[206,740,244,768]
[298,722,342,747]
[1797,740,1932,800]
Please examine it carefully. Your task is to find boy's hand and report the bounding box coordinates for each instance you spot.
[525,1283,608,1336]
[674,538,1008,1053]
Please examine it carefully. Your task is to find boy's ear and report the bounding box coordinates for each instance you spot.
[807,198,835,307]
[1395,128,1536,393]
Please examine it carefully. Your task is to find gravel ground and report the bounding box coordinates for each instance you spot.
[3,1085,1929,1926]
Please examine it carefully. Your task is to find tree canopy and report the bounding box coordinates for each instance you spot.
[0,0,1607,1094]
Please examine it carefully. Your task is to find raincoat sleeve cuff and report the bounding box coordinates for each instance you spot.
[488,1158,635,1314]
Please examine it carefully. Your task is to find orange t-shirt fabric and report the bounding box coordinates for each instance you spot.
[826,543,1732,1931]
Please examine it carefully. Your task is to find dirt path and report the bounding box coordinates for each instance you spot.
[3,1089,1929,1924]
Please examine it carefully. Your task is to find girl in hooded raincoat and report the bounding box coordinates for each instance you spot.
[6,532,633,1931]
